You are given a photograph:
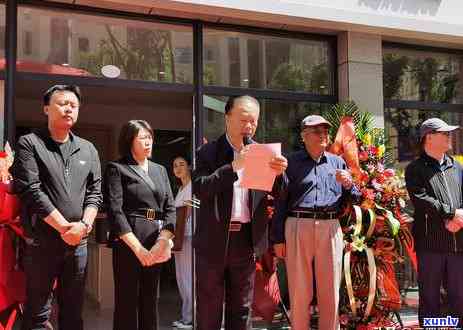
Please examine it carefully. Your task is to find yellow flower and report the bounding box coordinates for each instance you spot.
[454,155,463,166]
[378,145,385,158]
[362,134,372,146]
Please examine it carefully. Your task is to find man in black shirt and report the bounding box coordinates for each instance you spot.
[13,85,102,330]
[405,118,463,326]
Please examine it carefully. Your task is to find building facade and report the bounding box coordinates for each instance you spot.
[1,0,462,315]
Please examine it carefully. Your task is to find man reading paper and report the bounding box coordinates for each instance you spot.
[193,95,287,330]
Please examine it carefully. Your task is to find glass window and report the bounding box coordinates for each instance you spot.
[0,4,5,57]
[384,107,463,167]
[383,46,463,104]
[204,95,331,154]
[17,6,193,83]
[203,29,334,95]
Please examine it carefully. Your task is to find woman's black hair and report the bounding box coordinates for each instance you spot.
[118,120,154,157]
[172,155,191,187]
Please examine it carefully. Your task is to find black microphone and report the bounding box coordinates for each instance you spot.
[243,135,252,146]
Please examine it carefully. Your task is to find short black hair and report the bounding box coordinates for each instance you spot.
[118,120,154,157]
[43,85,82,106]
[224,95,260,114]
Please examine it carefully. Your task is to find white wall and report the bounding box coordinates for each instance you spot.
[89,0,463,46]
[166,0,463,37]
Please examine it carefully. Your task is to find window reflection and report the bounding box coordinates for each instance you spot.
[383,47,463,104]
[17,7,193,83]
[203,29,334,94]
[0,4,5,58]
[385,107,463,167]
[204,95,331,154]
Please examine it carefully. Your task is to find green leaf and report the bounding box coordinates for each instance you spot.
[375,204,400,236]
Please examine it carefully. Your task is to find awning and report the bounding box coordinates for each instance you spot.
[0,59,92,76]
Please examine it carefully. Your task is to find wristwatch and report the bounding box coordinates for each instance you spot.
[80,219,92,235]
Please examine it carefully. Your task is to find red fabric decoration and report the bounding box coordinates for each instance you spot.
[252,252,281,322]
[329,117,361,178]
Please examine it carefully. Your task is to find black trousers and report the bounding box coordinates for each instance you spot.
[417,250,463,327]
[21,238,88,330]
[196,224,256,330]
[112,242,161,330]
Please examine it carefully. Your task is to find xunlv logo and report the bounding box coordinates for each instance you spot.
[423,316,459,327]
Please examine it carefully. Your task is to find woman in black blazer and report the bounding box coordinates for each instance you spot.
[104,120,175,330]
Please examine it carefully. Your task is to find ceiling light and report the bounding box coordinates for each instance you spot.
[101,65,121,78]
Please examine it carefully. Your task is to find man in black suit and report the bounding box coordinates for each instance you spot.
[193,95,288,330]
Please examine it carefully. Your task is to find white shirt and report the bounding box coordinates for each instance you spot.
[227,135,251,224]
[174,181,193,236]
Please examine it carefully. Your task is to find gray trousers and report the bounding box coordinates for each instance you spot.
[174,236,193,324]
[285,217,343,330]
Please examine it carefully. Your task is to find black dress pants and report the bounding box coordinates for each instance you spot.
[196,224,256,330]
[21,238,88,330]
[417,250,463,327]
[112,241,161,330]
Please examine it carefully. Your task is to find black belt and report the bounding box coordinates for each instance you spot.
[289,210,338,220]
[127,208,165,224]
[228,221,251,232]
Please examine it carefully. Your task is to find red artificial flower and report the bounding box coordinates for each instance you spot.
[359,171,370,185]
[0,151,7,158]
[375,174,385,184]
[383,168,395,178]
[266,206,275,219]
[339,314,349,325]
[358,150,369,161]
[369,146,379,155]
[362,188,375,200]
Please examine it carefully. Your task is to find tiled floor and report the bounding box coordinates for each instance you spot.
[82,287,419,330]
[12,284,419,329]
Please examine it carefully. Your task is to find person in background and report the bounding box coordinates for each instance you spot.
[272,115,359,330]
[104,120,176,330]
[405,118,463,327]
[13,84,102,330]
[171,156,193,329]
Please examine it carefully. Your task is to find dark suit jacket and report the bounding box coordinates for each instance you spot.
[193,134,284,264]
[104,156,175,248]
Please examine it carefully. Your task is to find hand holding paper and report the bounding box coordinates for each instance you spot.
[269,154,287,176]
[240,143,284,192]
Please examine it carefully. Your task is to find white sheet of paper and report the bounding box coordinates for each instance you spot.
[240,143,281,192]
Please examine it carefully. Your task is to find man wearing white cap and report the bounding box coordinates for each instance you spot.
[405,117,463,327]
[272,114,359,330]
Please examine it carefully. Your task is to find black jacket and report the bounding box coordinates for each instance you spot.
[405,153,463,253]
[13,128,102,239]
[193,135,284,264]
[104,157,175,247]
